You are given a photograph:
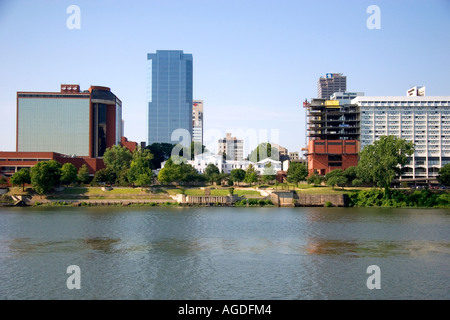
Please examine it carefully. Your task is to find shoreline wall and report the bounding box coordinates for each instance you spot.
[271,191,348,207]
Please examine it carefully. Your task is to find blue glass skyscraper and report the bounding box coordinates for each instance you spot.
[147,50,193,145]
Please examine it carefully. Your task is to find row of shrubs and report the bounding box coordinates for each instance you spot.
[348,189,450,208]
[32,199,275,207]
[234,199,273,207]
[33,201,179,207]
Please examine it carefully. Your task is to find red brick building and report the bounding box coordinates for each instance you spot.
[0,84,140,185]
[0,151,105,178]
[16,84,122,158]
[307,140,359,176]
[121,137,138,153]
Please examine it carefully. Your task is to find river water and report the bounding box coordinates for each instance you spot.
[0,206,448,300]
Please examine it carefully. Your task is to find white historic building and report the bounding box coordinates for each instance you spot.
[161,152,281,175]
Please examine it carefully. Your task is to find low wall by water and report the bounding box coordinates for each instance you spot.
[176,194,240,205]
[295,193,348,207]
[5,191,347,207]
[270,191,348,207]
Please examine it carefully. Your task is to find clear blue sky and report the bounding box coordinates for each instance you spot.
[1,0,449,156]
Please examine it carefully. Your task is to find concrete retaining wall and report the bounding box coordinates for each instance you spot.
[295,193,348,207]
[271,191,348,207]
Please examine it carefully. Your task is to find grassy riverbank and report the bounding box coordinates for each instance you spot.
[1,186,268,207]
[2,185,450,208]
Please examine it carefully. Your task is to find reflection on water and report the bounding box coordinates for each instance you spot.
[5,236,450,258]
[304,239,450,257]
[83,238,121,253]
[5,237,123,255]
[0,206,448,299]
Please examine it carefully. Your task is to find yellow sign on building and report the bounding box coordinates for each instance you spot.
[325,100,340,107]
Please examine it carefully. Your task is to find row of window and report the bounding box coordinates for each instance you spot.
[0,158,51,162]
[359,101,449,105]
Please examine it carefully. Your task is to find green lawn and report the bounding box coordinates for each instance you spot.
[8,185,361,197]
[57,187,147,195]
[295,186,352,194]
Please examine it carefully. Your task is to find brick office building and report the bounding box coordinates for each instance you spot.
[16,84,122,158]
[0,84,128,183]
[0,152,105,178]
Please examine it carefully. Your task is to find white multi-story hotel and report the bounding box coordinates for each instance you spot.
[352,91,450,181]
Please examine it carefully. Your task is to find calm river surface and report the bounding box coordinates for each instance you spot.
[0,206,448,300]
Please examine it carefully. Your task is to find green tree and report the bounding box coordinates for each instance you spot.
[230,168,246,186]
[352,178,363,187]
[248,143,279,162]
[103,145,133,184]
[262,162,276,184]
[343,166,358,186]
[157,168,176,185]
[77,164,90,184]
[212,172,228,185]
[357,135,414,196]
[60,163,78,186]
[307,173,323,186]
[30,160,62,194]
[286,162,308,187]
[134,173,154,186]
[204,163,220,184]
[92,168,116,185]
[157,158,203,185]
[157,158,180,185]
[127,148,154,187]
[437,163,450,186]
[146,143,176,169]
[180,162,204,184]
[325,169,348,189]
[10,168,31,191]
[244,164,259,184]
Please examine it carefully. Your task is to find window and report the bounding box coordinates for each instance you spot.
[329,163,342,167]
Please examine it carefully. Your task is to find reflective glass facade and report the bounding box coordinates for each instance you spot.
[93,103,107,157]
[115,100,122,146]
[17,97,90,156]
[147,50,193,145]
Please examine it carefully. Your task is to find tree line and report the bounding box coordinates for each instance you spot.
[6,136,450,195]
[5,142,292,193]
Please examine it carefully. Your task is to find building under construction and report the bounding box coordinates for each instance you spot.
[304,97,360,176]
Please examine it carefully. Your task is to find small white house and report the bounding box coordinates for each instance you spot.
[255,158,282,175]
[221,160,254,174]
[188,152,224,173]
